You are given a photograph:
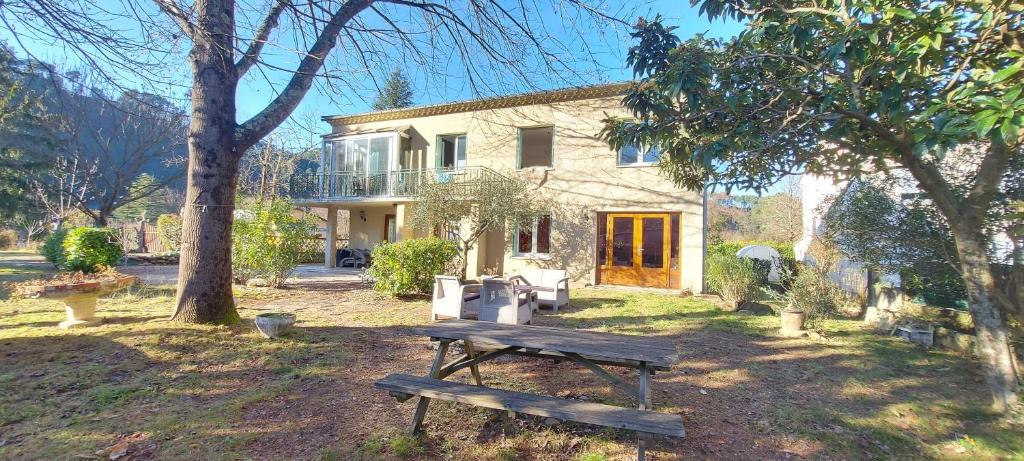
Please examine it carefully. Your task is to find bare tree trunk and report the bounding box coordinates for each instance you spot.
[460,245,470,281]
[94,210,110,227]
[171,0,241,324]
[954,229,1020,412]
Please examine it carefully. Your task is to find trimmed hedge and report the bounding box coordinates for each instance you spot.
[369,237,458,296]
[62,227,123,272]
[41,228,71,268]
[156,214,182,252]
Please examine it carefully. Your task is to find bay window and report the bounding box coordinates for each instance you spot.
[328,133,396,174]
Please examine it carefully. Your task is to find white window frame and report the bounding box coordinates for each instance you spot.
[513,215,552,259]
[617,144,661,167]
[325,132,399,175]
[438,134,468,170]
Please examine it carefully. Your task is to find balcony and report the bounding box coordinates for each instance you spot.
[288,166,508,201]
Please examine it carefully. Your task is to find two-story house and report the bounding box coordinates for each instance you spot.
[290,83,705,292]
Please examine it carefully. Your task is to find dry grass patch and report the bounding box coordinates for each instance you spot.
[0,259,1021,460]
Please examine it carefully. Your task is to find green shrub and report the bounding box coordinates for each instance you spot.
[368,237,458,296]
[768,264,855,326]
[232,200,317,287]
[710,240,797,279]
[40,228,71,268]
[62,227,123,272]
[903,268,968,310]
[156,214,182,252]
[705,253,762,310]
[0,229,17,249]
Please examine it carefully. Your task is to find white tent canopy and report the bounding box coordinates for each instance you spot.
[736,245,783,282]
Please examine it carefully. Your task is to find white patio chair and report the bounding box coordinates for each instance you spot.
[431,276,481,321]
[479,278,532,325]
[509,269,570,312]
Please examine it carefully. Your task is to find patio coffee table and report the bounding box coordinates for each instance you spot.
[513,285,542,311]
[375,319,684,460]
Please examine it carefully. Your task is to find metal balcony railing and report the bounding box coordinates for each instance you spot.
[288,166,508,200]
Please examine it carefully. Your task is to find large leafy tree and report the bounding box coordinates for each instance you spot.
[751,192,802,242]
[605,1,1022,410]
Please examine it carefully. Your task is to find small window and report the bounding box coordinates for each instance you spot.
[518,126,553,169]
[515,215,551,257]
[438,134,467,169]
[618,144,661,166]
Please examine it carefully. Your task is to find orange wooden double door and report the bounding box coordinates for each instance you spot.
[598,213,680,289]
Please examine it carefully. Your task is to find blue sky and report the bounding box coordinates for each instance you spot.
[1,1,743,128]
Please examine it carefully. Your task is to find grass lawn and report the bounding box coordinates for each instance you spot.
[0,258,1021,460]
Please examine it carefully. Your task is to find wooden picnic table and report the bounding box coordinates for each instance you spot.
[375,320,684,460]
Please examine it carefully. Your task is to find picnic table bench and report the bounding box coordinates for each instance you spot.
[375,319,684,460]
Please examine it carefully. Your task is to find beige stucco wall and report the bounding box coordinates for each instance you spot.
[346,204,394,249]
[327,96,705,293]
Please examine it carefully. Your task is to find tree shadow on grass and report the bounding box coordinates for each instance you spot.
[2,291,1020,461]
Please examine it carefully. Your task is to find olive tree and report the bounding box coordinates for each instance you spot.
[408,175,549,279]
[604,1,1022,410]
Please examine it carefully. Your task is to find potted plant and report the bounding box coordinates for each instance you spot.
[18,269,138,329]
[254,313,296,339]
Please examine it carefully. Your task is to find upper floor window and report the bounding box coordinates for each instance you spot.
[330,133,393,174]
[618,144,661,166]
[438,134,467,170]
[518,126,554,169]
[515,215,551,258]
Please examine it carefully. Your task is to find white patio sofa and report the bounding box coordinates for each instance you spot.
[431,276,481,321]
[509,268,570,312]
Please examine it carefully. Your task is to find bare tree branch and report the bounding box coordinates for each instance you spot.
[153,0,197,39]
[235,0,375,150]
[235,0,291,77]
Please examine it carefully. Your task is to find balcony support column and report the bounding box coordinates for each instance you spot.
[325,207,338,268]
[395,203,413,241]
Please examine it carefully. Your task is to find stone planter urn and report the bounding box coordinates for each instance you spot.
[779,308,807,337]
[255,313,296,339]
[21,275,138,329]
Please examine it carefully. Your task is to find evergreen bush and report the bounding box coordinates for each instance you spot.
[368,237,458,296]
[705,253,762,310]
[156,214,182,252]
[62,227,123,272]
[232,200,317,287]
[40,228,71,268]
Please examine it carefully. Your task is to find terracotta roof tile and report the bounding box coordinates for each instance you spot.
[323,82,630,125]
